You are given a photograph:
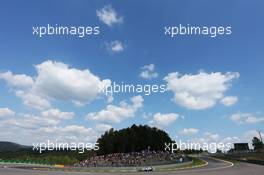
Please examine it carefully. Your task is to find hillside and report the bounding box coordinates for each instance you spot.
[0,141,29,152]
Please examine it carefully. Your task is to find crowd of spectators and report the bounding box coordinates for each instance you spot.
[78,150,185,167]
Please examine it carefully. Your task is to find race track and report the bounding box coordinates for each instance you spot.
[0,157,263,175]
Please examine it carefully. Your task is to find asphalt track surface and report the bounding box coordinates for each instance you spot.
[0,157,263,175]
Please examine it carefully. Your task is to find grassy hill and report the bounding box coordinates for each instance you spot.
[0,141,30,152]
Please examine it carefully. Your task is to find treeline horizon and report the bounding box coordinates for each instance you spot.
[2,124,262,165]
[97,124,174,155]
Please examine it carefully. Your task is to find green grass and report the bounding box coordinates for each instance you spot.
[157,157,207,172]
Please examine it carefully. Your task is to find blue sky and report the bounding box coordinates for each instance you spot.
[0,0,263,150]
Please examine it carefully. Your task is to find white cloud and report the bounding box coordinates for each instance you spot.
[0,71,33,88]
[0,60,112,109]
[143,64,155,71]
[245,116,264,123]
[178,128,199,135]
[164,71,239,110]
[216,130,263,150]
[185,132,221,153]
[16,90,51,110]
[0,108,15,117]
[139,64,158,80]
[86,95,143,123]
[183,130,263,153]
[221,136,241,145]
[193,132,220,143]
[149,113,179,128]
[96,5,123,27]
[204,132,219,141]
[243,130,263,141]
[95,124,112,132]
[230,113,241,122]
[142,112,152,119]
[2,114,59,130]
[32,122,100,143]
[41,108,75,120]
[0,109,96,145]
[0,71,50,110]
[230,112,264,124]
[36,124,99,144]
[39,125,94,136]
[2,123,98,145]
[33,60,111,105]
[0,108,74,131]
[106,41,124,53]
[220,96,238,106]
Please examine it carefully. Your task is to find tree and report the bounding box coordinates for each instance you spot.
[216,149,222,154]
[252,137,263,151]
[97,125,174,155]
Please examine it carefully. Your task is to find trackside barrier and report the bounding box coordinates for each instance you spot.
[0,159,53,166]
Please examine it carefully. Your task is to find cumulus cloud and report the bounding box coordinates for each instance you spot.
[164,71,239,110]
[220,96,238,106]
[34,60,111,105]
[204,132,220,141]
[96,5,123,27]
[230,112,264,124]
[95,124,112,133]
[178,128,199,135]
[0,71,33,88]
[41,108,75,120]
[0,122,98,145]
[3,108,74,130]
[149,113,179,128]
[183,130,263,153]
[221,136,241,147]
[0,108,94,145]
[86,95,143,123]
[139,64,158,80]
[184,132,221,153]
[0,60,114,144]
[16,90,51,110]
[2,114,59,130]
[106,41,124,53]
[0,108,15,117]
[221,130,262,149]
[37,125,99,144]
[0,60,111,109]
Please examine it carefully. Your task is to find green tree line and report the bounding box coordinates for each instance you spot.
[97,124,174,155]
